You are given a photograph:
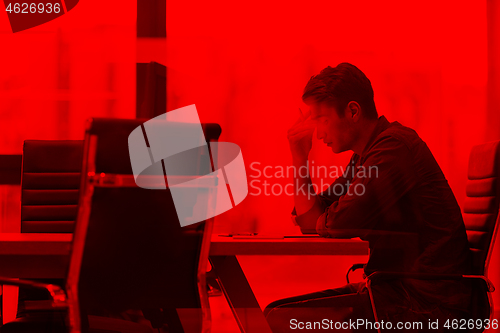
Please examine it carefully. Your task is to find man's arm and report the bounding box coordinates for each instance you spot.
[316,137,417,238]
[287,109,360,233]
[293,156,357,233]
[292,157,316,216]
[287,109,317,231]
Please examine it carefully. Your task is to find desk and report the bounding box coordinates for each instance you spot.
[0,233,72,324]
[0,233,71,279]
[0,233,369,332]
[209,235,369,333]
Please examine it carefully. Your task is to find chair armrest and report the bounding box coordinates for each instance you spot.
[0,277,67,304]
[366,271,495,292]
[346,263,366,284]
[23,300,68,311]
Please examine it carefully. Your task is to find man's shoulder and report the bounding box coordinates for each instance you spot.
[373,120,423,152]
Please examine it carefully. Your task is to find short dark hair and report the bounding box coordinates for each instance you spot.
[302,63,378,120]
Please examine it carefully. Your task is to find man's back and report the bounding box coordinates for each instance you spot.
[359,118,469,275]
[316,116,471,313]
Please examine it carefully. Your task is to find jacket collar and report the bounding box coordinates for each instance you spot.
[360,116,391,157]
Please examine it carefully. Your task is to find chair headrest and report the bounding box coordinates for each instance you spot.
[23,140,84,173]
[468,141,500,180]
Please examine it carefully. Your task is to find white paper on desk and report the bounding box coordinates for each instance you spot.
[232,235,285,239]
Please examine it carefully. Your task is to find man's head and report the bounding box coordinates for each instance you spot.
[302,63,378,154]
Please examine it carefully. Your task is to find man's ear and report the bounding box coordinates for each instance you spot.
[346,101,361,122]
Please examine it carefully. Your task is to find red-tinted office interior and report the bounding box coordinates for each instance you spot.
[1,0,500,332]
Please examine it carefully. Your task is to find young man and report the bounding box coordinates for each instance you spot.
[264,63,472,332]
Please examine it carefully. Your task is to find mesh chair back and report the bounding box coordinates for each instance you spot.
[21,140,83,233]
[463,140,500,276]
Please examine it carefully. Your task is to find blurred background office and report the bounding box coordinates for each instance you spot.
[1,0,499,329]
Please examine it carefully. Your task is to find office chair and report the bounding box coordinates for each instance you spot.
[3,141,83,324]
[0,118,222,333]
[21,140,83,233]
[359,141,499,333]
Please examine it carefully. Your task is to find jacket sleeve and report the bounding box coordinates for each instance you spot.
[316,137,417,238]
[292,155,358,233]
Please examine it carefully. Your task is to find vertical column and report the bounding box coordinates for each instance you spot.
[487,0,500,141]
[136,0,167,119]
[137,0,166,38]
[56,30,70,138]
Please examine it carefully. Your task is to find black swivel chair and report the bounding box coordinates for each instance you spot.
[9,141,83,321]
[362,141,499,333]
[0,118,222,333]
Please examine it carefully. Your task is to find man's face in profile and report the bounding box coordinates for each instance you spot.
[308,102,357,154]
